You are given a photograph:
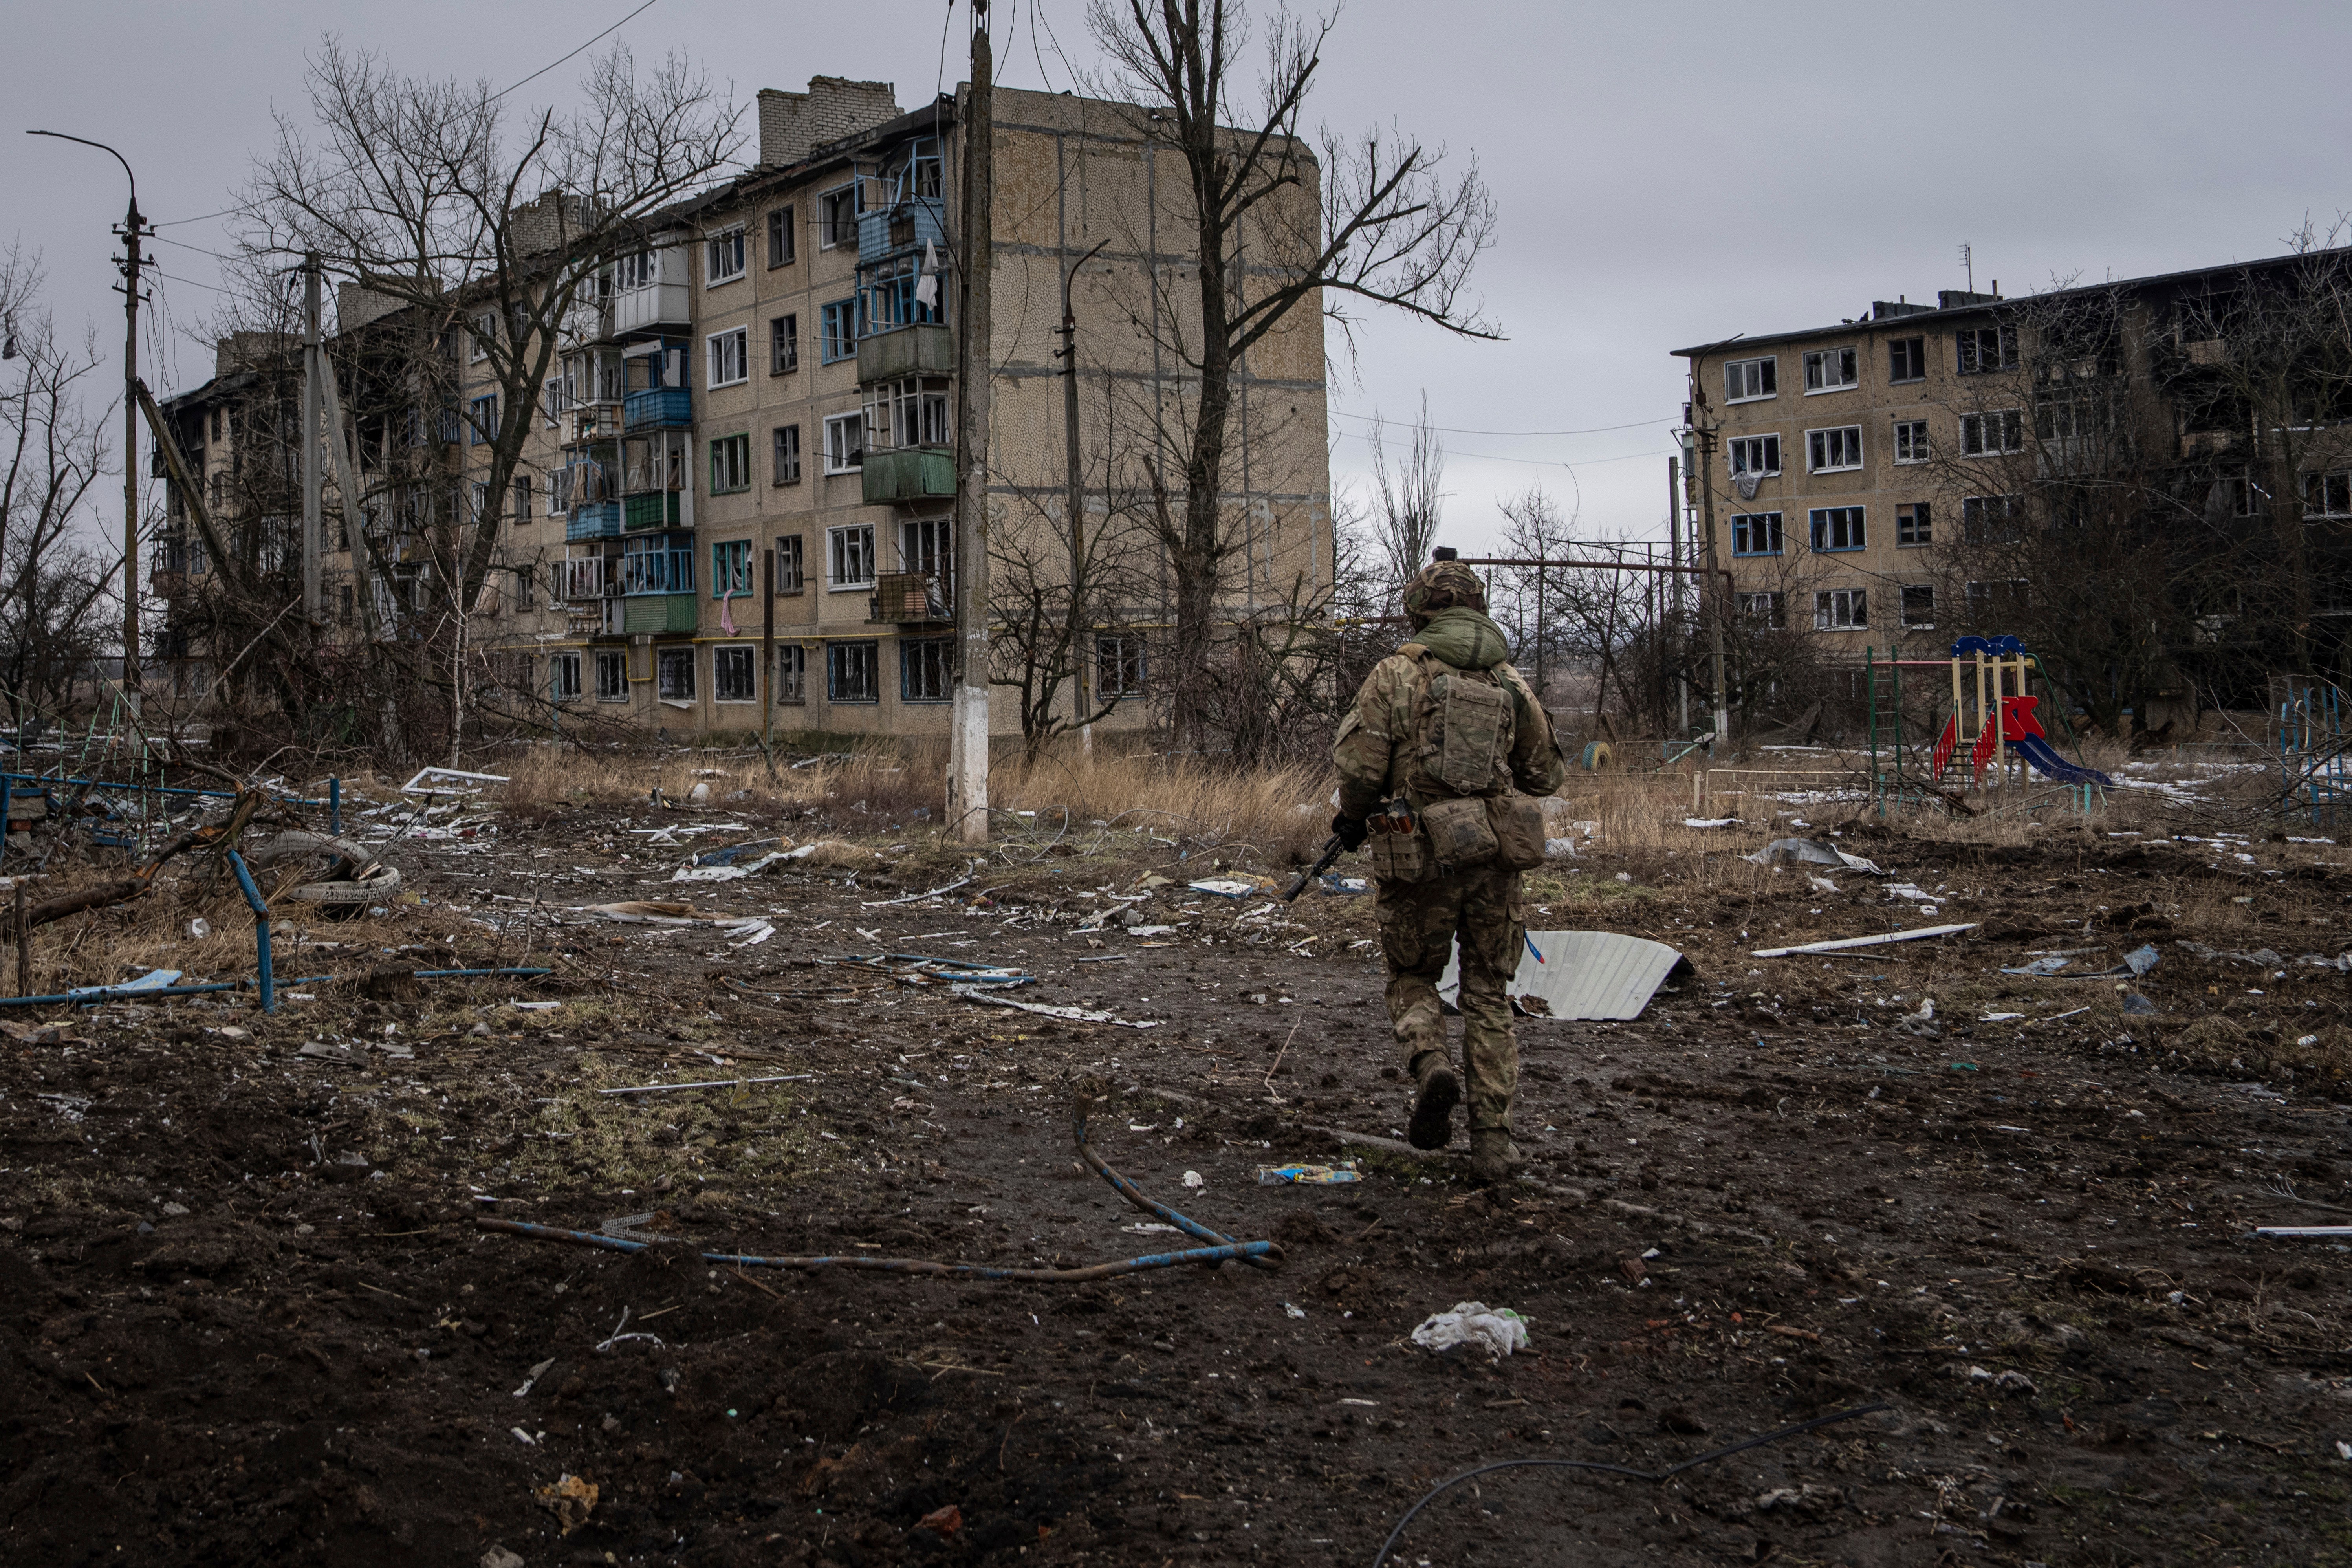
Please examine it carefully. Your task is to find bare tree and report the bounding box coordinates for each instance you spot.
[1085,0,1499,747]
[0,250,115,732]
[1367,392,1445,606]
[234,36,739,758]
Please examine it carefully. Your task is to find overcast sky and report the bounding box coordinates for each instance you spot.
[9,0,2352,557]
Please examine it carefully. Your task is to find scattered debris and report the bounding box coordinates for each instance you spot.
[1438,930,1690,1021]
[1750,923,1977,958]
[597,1074,817,1097]
[535,1472,598,1535]
[1744,838,1885,875]
[950,985,1160,1029]
[1410,1301,1530,1358]
[1256,1163,1361,1185]
[399,767,508,793]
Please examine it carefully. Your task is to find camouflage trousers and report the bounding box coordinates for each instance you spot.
[1374,863,1524,1132]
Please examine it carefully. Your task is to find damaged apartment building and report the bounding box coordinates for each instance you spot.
[157,76,1332,739]
[1674,249,2352,714]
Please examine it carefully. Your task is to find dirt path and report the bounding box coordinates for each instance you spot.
[3,797,2350,1566]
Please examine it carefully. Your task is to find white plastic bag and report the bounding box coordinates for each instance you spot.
[1410,1301,1530,1357]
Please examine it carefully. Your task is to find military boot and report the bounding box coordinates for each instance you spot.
[1406,1053,1460,1151]
[1469,1129,1527,1184]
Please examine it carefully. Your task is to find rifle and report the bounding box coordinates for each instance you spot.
[1281,833,1349,902]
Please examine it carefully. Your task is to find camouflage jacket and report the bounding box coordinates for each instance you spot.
[1332,606,1564,821]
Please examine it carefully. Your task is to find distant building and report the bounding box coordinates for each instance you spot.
[159,78,1333,740]
[1673,252,2352,705]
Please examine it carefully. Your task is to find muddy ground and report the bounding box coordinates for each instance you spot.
[4,784,2352,1567]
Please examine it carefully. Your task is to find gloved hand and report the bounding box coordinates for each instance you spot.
[1330,813,1369,851]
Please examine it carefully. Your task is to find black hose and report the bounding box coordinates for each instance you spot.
[1368,1401,1893,1568]
[476,1086,1286,1282]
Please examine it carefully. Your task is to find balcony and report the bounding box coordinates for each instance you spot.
[624,387,691,431]
[613,281,691,338]
[621,593,698,634]
[857,323,954,385]
[872,572,948,624]
[572,406,622,442]
[858,198,947,265]
[862,447,956,505]
[566,503,622,541]
[623,491,683,531]
[150,568,187,599]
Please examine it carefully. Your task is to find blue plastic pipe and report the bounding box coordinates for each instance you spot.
[0,771,325,806]
[227,850,272,1013]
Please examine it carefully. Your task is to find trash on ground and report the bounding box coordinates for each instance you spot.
[2255,1226,2352,1239]
[2004,956,2074,976]
[1744,838,1885,875]
[1438,930,1690,1021]
[671,865,748,882]
[1682,817,1739,829]
[597,1073,817,1097]
[1182,1170,1206,1190]
[1318,874,1370,895]
[825,953,1031,987]
[1189,877,1273,898]
[2121,992,2158,1014]
[1543,836,1578,859]
[1885,882,1934,902]
[1256,1162,1361,1185]
[66,968,181,997]
[399,767,509,793]
[950,984,1160,1028]
[535,1472,598,1535]
[1751,923,1977,958]
[1410,1301,1530,1358]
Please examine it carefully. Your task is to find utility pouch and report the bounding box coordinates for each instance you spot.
[1419,794,1499,872]
[1487,790,1546,871]
[1426,672,1512,795]
[1367,821,1432,884]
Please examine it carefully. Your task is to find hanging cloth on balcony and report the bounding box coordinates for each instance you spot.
[718,584,738,636]
[914,240,940,312]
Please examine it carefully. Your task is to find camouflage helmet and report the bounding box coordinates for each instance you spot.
[1401,554,1487,626]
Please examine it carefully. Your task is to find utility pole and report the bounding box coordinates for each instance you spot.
[1059,236,1108,758]
[947,0,995,843]
[31,133,150,707]
[1688,403,1731,754]
[301,252,323,622]
[1668,455,1687,736]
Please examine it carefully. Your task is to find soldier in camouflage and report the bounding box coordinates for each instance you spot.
[1330,552,1565,1182]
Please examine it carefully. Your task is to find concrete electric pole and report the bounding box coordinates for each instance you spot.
[302,252,323,622]
[29,132,148,707]
[947,1,995,844]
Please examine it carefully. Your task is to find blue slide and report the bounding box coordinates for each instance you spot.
[2008,735,2114,788]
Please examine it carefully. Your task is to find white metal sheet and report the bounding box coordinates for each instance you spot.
[1436,929,1686,1022]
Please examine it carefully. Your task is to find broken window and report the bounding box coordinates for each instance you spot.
[2303,470,2352,517]
[823,412,865,474]
[711,539,753,597]
[1727,434,1780,476]
[1730,511,1783,556]
[766,206,795,269]
[1955,324,2018,375]
[1896,501,1931,546]
[714,645,757,703]
[770,314,799,375]
[1723,357,1776,402]
[774,534,805,593]
[1806,426,1863,471]
[1738,592,1786,630]
[775,644,807,705]
[595,649,629,702]
[1098,633,1148,697]
[1893,419,1929,463]
[1810,506,1866,551]
[709,433,751,494]
[826,641,879,703]
[550,652,582,700]
[901,637,954,702]
[656,646,696,702]
[1813,588,1867,630]
[707,328,749,388]
[819,184,861,249]
[1959,409,2024,456]
[828,523,876,587]
[1901,585,1935,627]
[706,227,746,286]
[773,424,802,485]
[1961,494,2027,542]
[1888,335,1927,383]
[1803,346,1859,393]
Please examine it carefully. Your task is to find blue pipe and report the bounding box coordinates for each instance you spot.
[227,850,271,1014]
[476,1216,1280,1281]
[0,770,325,806]
[0,967,550,1009]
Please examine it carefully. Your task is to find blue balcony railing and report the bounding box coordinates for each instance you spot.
[565,502,621,541]
[623,387,691,431]
[857,198,947,265]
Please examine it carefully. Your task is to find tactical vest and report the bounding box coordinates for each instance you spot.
[1375,645,1546,877]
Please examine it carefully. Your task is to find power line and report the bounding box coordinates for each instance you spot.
[1330,408,1671,440]
[491,0,661,103]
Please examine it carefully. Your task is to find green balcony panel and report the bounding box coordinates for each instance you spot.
[623,491,682,531]
[623,594,698,634]
[861,447,956,505]
[856,323,955,383]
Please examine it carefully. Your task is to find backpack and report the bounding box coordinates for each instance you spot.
[1382,649,1546,877]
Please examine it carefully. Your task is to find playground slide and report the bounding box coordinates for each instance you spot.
[2008,735,2114,788]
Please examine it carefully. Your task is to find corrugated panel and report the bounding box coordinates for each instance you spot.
[1436,929,1685,1022]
